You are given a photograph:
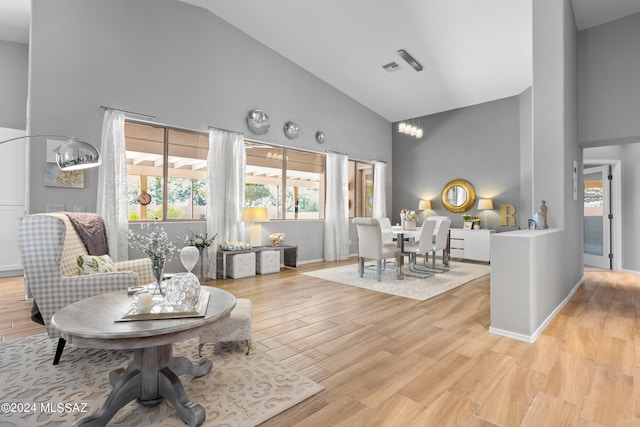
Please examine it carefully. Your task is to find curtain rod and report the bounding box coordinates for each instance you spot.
[326,149,347,156]
[370,159,387,164]
[208,125,244,135]
[100,105,156,120]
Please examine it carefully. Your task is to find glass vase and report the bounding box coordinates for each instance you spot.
[165,272,201,311]
[150,255,166,297]
[198,247,207,283]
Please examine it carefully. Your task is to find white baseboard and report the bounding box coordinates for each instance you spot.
[490,275,585,343]
[488,327,533,343]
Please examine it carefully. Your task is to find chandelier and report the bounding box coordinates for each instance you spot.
[398,122,423,138]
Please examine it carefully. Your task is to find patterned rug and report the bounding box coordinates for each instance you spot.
[0,334,323,426]
[303,260,490,301]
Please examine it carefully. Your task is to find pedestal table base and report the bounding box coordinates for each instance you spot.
[72,344,211,427]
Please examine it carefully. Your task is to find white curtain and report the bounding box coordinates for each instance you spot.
[372,161,387,219]
[207,128,246,277]
[96,109,128,261]
[324,152,350,261]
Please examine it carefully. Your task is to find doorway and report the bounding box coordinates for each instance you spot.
[583,160,621,270]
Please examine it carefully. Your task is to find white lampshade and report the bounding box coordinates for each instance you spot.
[241,207,269,222]
[242,207,269,247]
[478,199,494,210]
[418,199,431,210]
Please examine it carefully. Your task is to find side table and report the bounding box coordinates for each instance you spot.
[216,245,298,279]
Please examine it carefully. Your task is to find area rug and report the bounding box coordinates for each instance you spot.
[0,333,323,426]
[303,261,490,301]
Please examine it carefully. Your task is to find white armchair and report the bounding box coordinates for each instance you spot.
[18,213,153,364]
[352,217,401,281]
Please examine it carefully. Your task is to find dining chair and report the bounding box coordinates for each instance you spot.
[378,217,394,245]
[429,218,452,268]
[403,220,437,268]
[352,217,400,281]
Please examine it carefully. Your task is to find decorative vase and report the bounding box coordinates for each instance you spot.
[150,255,166,297]
[180,246,199,273]
[198,247,208,283]
[404,220,416,230]
[165,272,201,311]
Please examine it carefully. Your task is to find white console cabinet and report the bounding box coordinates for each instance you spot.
[449,228,495,262]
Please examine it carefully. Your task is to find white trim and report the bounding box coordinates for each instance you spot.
[488,327,532,343]
[489,275,584,343]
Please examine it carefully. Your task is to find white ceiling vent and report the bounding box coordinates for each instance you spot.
[382,61,401,72]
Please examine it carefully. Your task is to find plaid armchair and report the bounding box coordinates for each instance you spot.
[18,213,153,364]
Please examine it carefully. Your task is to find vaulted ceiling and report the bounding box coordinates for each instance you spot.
[2,0,640,122]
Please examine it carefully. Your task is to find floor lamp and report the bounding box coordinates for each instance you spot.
[0,135,101,301]
[242,207,269,247]
[0,134,101,170]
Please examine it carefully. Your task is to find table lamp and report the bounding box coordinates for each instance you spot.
[478,199,494,229]
[418,199,431,211]
[0,134,101,170]
[242,207,269,246]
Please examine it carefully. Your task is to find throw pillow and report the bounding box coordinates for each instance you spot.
[77,254,116,275]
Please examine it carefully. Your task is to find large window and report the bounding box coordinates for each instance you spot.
[125,121,208,221]
[245,142,325,219]
[348,160,374,218]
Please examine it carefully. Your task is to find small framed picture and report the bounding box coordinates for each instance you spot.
[463,221,473,230]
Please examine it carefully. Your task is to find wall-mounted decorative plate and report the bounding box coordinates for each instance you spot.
[284,121,299,139]
[315,130,326,144]
[246,109,270,135]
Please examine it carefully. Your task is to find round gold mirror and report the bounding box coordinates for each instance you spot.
[441,179,476,213]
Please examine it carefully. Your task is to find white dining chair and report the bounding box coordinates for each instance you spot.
[352,217,401,281]
[403,220,437,268]
[429,218,452,268]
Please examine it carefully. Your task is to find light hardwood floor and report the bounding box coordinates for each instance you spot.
[1,261,638,426]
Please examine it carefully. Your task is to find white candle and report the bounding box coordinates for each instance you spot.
[137,293,153,310]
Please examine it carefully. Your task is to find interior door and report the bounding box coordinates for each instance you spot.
[0,127,26,276]
[583,165,611,269]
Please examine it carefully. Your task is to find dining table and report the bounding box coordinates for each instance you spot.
[390,226,420,279]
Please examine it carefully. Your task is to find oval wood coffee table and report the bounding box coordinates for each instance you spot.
[51,286,236,427]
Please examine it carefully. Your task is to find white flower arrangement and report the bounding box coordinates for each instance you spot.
[219,241,253,251]
[126,222,177,265]
[181,230,217,250]
[269,233,286,245]
[401,209,419,221]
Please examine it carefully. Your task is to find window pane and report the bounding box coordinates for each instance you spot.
[125,122,164,221]
[348,161,355,217]
[584,171,604,256]
[285,150,325,219]
[348,161,374,218]
[245,144,284,219]
[167,129,208,220]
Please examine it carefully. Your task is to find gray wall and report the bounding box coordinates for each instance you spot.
[584,144,640,271]
[27,0,392,263]
[529,0,582,330]
[391,95,521,231]
[578,12,640,145]
[519,86,533,225]
[0,41,28,130]
[578,12,640,272]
